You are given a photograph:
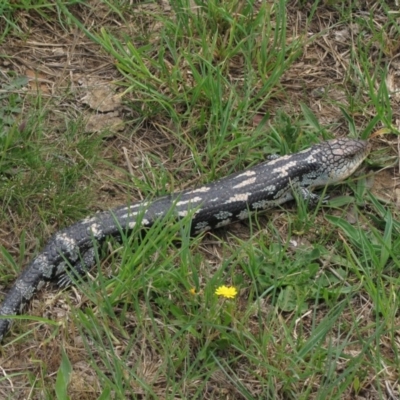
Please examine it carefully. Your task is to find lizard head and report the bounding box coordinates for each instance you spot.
[311,138,370,186]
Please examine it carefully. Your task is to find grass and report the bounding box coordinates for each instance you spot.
[0,0,400,399]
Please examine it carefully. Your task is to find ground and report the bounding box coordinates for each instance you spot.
[0,1,400,399]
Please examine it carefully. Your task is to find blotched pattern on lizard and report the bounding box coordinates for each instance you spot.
[0,138,371,342]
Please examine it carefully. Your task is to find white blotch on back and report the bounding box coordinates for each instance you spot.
[123,202,149,212]
[56,233,77,255]
[272,161,298,178]
[89,223,103,239]
[266,154,290,166]
[187,186,210,194]
[232,177,256,189]
[123,218,150,229]
[117,204,144,214]
[176,196,203,206]
[235,170,256,178]
[225,193,250,203]
[81,216,97,224]
[304,154,316,163]
[119,211,138,220]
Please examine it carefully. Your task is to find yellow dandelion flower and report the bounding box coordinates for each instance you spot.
[189,288,197,295]
[215,285,237,299]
